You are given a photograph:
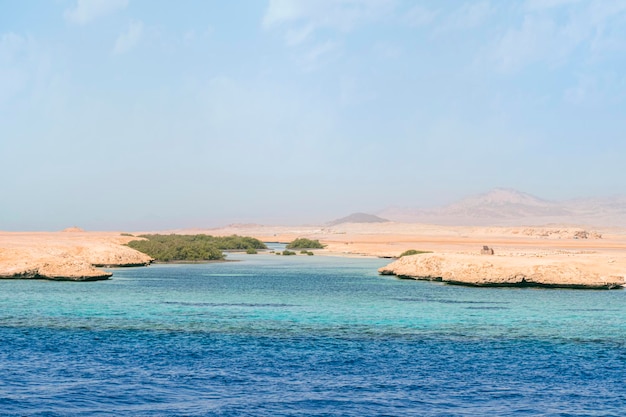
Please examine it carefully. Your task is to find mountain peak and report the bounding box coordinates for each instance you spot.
[461,188,550,207]
[377,188,585,225]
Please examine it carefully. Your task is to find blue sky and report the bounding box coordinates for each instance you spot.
[1,0,625,230]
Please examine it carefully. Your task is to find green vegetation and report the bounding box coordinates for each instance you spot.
[127,234,267,262]
[282,250,297,256]
[286,238,325,249]
[399,249,432,258]
[210,235,268,251]
[300,250,314,256]
[246,248,258,254]
[120,233,134,237]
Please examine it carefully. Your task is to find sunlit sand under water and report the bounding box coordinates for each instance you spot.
[1,254,625,416]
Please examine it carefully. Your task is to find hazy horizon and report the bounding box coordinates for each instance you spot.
[2,1,625,231]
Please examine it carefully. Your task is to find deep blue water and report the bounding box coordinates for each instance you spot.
[1,253,626,416]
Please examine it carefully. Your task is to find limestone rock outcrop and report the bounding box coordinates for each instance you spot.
[379,253,625,289]
[0,232,153,281]
[0,251,113,281]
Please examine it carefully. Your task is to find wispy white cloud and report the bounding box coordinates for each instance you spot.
[263,0,303,27]
[585,1,626,54]
[182,27,213,47]
[491,15,558,73]
[263,0,394,45]
[564,74,598,104]
[64,0,129,25]
[299,40,340,71]
[339,75,377,107]
[403,5,438,27]
[285,24,316,46]
[0,32,67,119]
[439,1,493,32]
[372,41,402,59]
[113,20,143,55]
[0,32,25,61]
[0,33,29,106]
[263,0,392,72]
[563,70,626,107]
[525,0,583,11]
[486,0,626,73]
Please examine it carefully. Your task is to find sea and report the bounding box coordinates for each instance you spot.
[1,249,626,416]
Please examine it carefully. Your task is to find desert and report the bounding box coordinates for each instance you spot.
[2,220,625,288]
[207,222,626,289]
[2,189,625,286]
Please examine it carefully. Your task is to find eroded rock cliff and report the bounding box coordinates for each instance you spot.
[379,253,625,289]
[0,232,152,281]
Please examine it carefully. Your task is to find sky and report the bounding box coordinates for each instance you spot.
[1,0,625,230]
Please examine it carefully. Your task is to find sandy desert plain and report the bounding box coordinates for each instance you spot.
[1,221,626,289]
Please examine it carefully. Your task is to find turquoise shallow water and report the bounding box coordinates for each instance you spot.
[1,253,626,416]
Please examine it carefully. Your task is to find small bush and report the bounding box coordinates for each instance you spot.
[286,238,325,249]
[246,248,258,254]
[399,249,431,258]
[282,250,297,256]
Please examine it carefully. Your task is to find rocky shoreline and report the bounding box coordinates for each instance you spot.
[201,223,626,289]
[2,224,625,287]
[0,232,153,281]
[379,253,625,289]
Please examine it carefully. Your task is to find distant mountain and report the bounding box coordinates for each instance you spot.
[438,188,570,219]
[563,196,626,226]
[378,188,626,227]
[328,212,390,226]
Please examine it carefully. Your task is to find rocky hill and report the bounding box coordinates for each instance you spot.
[327,212,389,226]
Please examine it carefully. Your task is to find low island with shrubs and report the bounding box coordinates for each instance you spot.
[127,234,267,262]
[286,238,325,250]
